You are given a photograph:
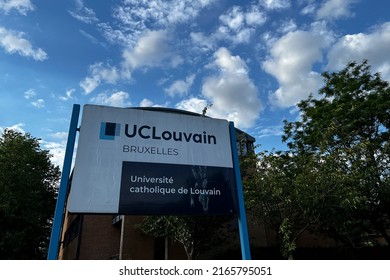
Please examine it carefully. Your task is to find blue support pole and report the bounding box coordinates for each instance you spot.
[229,122,251,260]
[47,104,80,260]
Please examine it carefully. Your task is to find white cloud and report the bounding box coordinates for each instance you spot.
[139,98,154,107]
[80,62,120,94]
[190,4,267,49]
[256,125,284,138]
[216,5,266,45]
[0,123,26,134]
[50,131,68,139]
[90,91,131,107]
[200,47,262,129]
[96,22,131,47]
[326,22,390,81]
[176,97,208,115]
[122,30,182,73]
[260,0,291,10]
[24,88,36,99]
[218,26,253,44]
[0,26,48,61]
[213,47,248,74]
[81,30,183,94]
[80,76,99,95]
[268,74,323,108]
[190,32,216,52]
[219,6,245,31]
[0,0,34,15]
[79,29,107,49]
[165,74,195,97]
[68,0,98,24]
[263,26,334,107]
[278,19,297,34]
[316,0,356,20]
[301,3,316,16]
[245,5,267,26]
[40,140,66,168]
[139,98,166,108]
[100,0,216,48]
[113,0,215,29]
[41,132,73,168]
[59,88,75,101]
[31,98,45,108]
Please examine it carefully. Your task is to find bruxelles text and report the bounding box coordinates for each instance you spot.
[123,145,179,156]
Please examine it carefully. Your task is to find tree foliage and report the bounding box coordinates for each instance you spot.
[138,215,230,260]
[243,150,339,259]
[0,129,60,259]
[284,60,390,246]
[245,60,390,258]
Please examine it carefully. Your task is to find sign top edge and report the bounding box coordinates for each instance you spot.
[82,104,230,123]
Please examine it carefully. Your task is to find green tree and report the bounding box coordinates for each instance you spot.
[139,215,230,260]
[0,129,60,259]
[283,60,390,247]
[244,60,390,258]
[243,150,340,259]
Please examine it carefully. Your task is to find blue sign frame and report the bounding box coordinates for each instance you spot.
[47,104,80,260]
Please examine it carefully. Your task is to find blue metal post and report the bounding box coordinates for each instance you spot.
[47,104,80,260]
[229,122,251,260]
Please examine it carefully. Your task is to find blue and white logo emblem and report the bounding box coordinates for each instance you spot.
[99,122,121,140]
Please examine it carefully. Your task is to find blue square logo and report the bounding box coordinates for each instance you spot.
[100,122,120,140]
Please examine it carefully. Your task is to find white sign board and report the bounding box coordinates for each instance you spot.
[68,105,237,214]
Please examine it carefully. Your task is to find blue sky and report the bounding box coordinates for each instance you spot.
[1,0,390,168]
